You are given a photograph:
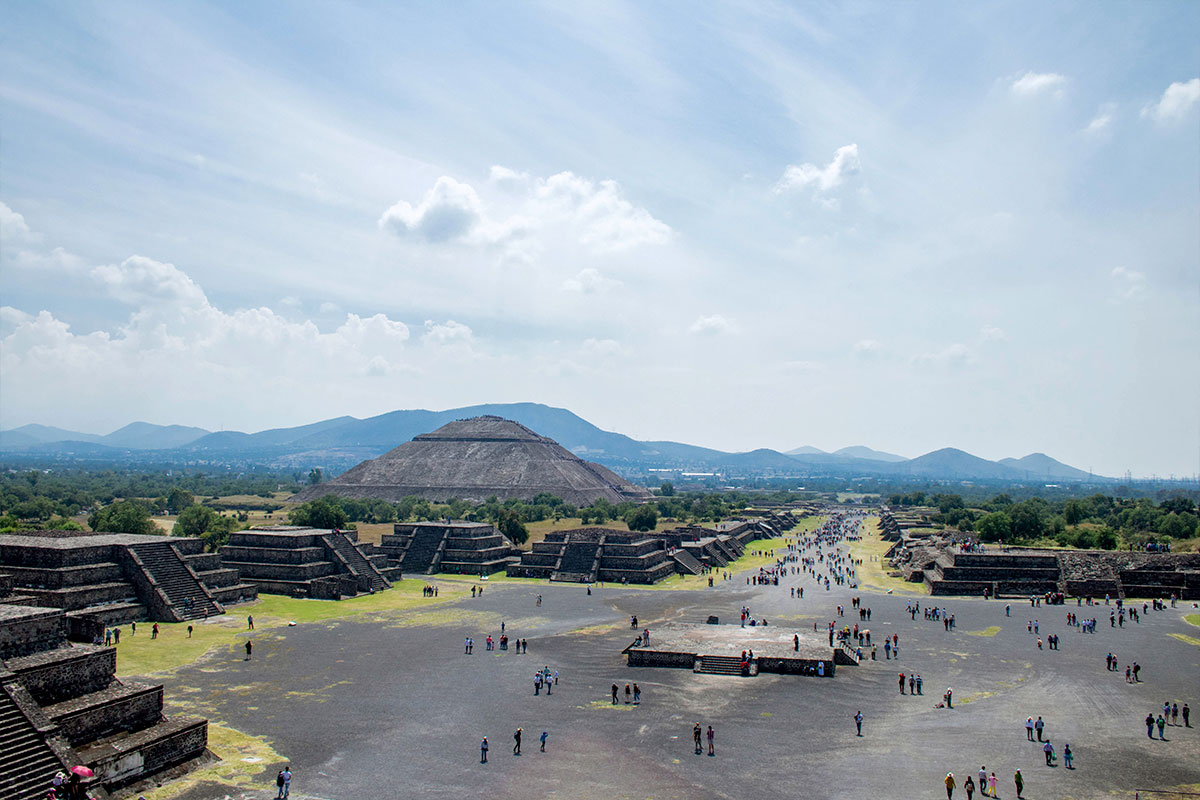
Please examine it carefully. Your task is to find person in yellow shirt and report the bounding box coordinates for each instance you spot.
[945,772,957,799]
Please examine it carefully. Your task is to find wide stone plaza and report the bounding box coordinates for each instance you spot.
[116,523,1200,800]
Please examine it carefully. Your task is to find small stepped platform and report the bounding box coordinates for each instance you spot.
[671,550,704,576]
[695,655,756,676]
[130,542,222,620]
[626,622,839,678]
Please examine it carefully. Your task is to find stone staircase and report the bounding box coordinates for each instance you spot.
[694,655,755,677]
[671,550,704,576]
[0,681,66,800]
[129,542,222,620]
[321,533,390,593]
[551,537,601,583]
[400,527,448,574]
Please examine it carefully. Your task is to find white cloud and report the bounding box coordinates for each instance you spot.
[1111,266,1147,301]
[318,301,342,315]
[379,169,671,254]
[775,144,860,193]
[92,256,208,309]
[1010,71,1067,98]
[917,343,976,368]
[853,338,882,357]
[562,267,621,294]
[580,338,622,357]
[1,201,39,243]
[14,246,86,272]
[689,314,737,336]
[979,325,1006,342]
[378,176,490,244]
[1141,78,1200,124]
[1083,103,1115,135]
[421,319,472,346]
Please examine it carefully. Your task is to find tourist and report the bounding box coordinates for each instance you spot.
[977,766,986,792]
[245,640,252,660]
[1171,702,1179,725]
[706,725,715,756]
[693,723,703,754]
[1157,714,1167,739]
[633,684,640,704]
[1013,768,1023,799]
[1025,717,1034,740]
[988,771,998,797]
[611,684,619,704]
[248,615,254,630]
[963,774,975,800]
[1035,715,1045,741]
[113,628,119,644]
[151,622,158,639]
[1043,739,1054,765]
[945,687,953,708]
[480,736,488,763]
[276,765,291,799]
[625,683,632,704]
[1146,712,1156,738]
[916,674,923,694]
[513,727,522,755]
[1184,703,1191,727]
[1063,742,1073,769]
[540,730,548,752]
[944,772,956,799]
[131,621,136,635]
[854,710,863,736]
[899,673,906,694]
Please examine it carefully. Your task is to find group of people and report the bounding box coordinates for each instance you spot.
[944,767,1024,799]
[1145,701,1190,738]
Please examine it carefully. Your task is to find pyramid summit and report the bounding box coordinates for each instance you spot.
[292,415,652,506]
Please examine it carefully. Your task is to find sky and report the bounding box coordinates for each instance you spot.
[1,1,1197,478]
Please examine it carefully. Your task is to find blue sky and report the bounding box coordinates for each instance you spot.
[1,1,1197,477]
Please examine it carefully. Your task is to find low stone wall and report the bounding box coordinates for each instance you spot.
[218,546,327,565]
[0,607,66,658]
[756,656,834,676]
[87,717,208,789]
[1,563,125,589]
[626,650,695,669]
[598,564,674,585]
[52,683,163,746]
[221,561,335,581]
[10,647,117,704]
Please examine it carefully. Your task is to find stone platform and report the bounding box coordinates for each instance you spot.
[625,622,849,677]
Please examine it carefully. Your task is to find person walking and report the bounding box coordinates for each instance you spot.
[944,772,956,799]
[633,684,641,704]
[611,684,619,704]
[1063,742,1073,769]
[248,615,254,630]
[245,640,252,661]
[988,771,998,797]
[1013,768,1023,799]
[693,723,703,755]
[899,673,906,694]
[854,710,863,736]
[1026,717,1035,740]
[963,774,975,800]
[1043,740,1054,766]
[1146,713,1156,738]
[706,725,715,756]
[513,727,522,756]
[540,731,548,752]
[276,766,291,799]
[480,736,488,763]
[1157,714,1167,739]
[1184,703,1191,727]
[1035,716,1045,741]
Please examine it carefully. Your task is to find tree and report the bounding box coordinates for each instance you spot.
[1063,500,1087,526]
[659,481,675,497]
[307,468,323,485]
[88,501,158,536]
[288,496,348,530]
[166,488,195,515]
[174,505,219,538]
[625,505,659,532]
[496,508,528,545]
[975,511,1011,543]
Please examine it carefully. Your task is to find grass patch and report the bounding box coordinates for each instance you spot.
[1167,633,1200,647]
[137,721,285,799]
[1184,614,1200,628]
[848,517,928,596]
[967,626,1002,637]
[115,581,467,678]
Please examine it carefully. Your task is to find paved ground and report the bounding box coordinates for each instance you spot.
[149,549,1200,800]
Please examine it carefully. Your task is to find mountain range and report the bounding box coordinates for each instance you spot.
[0,402,1106,483]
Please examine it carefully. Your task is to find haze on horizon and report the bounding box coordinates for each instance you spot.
[1,2,1197,479]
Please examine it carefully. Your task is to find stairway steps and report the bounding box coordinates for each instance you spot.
[0,685,65,800]
[131,542,221,619]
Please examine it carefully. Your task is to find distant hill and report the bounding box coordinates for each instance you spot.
[1,403,1107,483]
[896,448,1023,480]
[103,422,210,449]
[833,445,906,463]
[999,453,1093,481]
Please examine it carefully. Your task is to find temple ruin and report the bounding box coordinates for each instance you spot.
[218,526,397,599]
[291,415,653,506]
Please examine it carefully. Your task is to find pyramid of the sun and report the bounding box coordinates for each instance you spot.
[291,416,652,506]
